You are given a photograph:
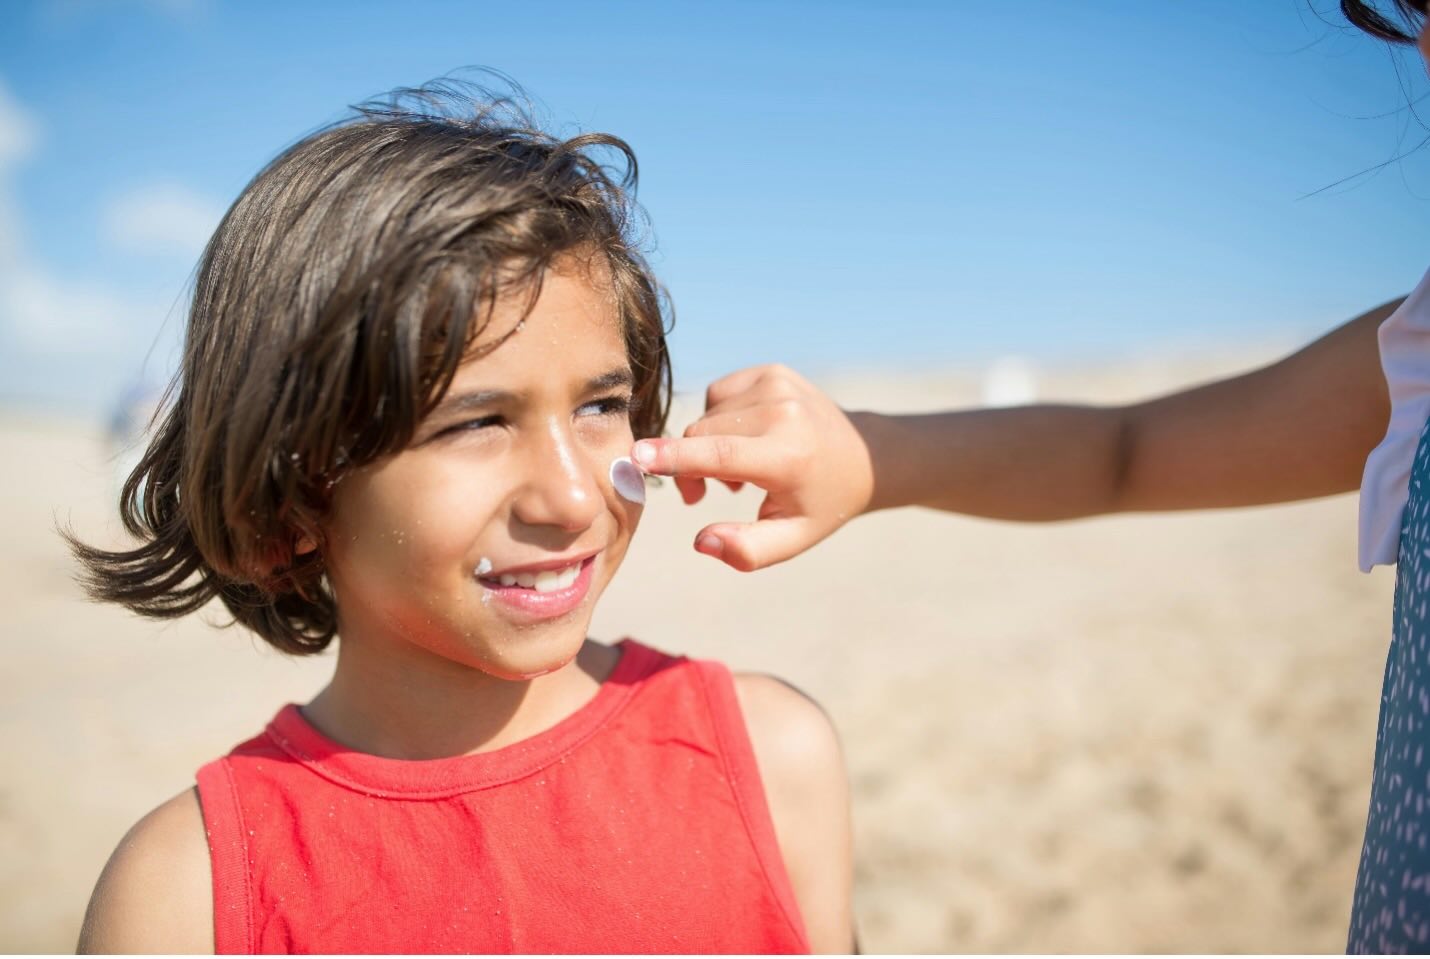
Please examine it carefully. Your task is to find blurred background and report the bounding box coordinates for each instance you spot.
[0,0,1423,951]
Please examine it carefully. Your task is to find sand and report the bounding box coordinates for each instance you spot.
[0,351,1395,953]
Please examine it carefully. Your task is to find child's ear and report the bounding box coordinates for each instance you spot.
[295,535,317,556]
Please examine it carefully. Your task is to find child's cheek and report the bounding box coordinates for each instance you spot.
[579,418,642,512]
[367,465,495,569]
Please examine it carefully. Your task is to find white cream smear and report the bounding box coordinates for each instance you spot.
[475,557,494,604]
[610,456,646,505]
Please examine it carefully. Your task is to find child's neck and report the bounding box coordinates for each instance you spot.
[302,637,620,761]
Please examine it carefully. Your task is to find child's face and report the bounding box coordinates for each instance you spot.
[317,258,643,681]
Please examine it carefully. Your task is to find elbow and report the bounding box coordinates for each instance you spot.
[1104,408,1137,515]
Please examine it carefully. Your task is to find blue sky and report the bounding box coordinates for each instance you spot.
[1,0,1427,415]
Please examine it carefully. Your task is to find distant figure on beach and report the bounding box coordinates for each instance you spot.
[630,1,1428,952]
[103,379,160,500]
[67,80,853,953]
[980,356,1039,409]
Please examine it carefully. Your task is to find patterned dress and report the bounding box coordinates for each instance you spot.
[1349,412,1430,954]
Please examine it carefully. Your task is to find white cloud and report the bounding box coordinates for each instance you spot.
[0,78,154,360]
[0,80,38,264]
[0,82,37,164]
[0,80,213,365]
[0,268,135,352]
[102,182,224,261]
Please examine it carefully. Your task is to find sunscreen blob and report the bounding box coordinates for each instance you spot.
[609,456,646,505]
[474,557,493,604]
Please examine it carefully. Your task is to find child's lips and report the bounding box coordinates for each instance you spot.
[478,549,598,581]
[477,555,596,619]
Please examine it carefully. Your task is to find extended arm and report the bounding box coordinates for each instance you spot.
[862,297,1395,518]
[634,299,1398,568]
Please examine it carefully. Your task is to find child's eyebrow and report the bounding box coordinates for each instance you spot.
[430,369,634,419]
[430,389,512,419]
[586,368,634,393]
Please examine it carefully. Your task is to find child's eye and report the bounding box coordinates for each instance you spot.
[578,394,632,418]
[439,415,504,437]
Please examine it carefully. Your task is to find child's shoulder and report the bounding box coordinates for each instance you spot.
[727,670,854,953]
[629,643,855,950]
[77,787,213,954]
[629,643,845,796]
[633,643,845,777]
[730,671,845,787]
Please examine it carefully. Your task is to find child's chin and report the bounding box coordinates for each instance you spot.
[477,633,587,682]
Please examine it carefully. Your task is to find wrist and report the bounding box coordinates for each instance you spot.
[846,410,905,514]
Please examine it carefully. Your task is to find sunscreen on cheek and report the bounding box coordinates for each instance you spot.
[609,456,646,505]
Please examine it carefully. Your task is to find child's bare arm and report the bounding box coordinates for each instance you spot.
[859,299,1394,517]
[635,299,1398,568]
[734,674,855,953]
[77,788,214,954]
[1114,299,1395,511]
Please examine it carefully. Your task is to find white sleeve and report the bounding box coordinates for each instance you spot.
[1358,266,1430,572]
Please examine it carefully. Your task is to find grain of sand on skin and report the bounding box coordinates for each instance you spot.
[0,351,1396,952]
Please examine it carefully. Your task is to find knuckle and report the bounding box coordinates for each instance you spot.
[725,546,757,573]
[767,363,804,389]
[711,435,739,469]
[770,397,804,423]
[765,375,803,402]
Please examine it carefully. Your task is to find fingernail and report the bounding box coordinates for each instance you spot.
[632,440,656,468]
[695,533,723,556]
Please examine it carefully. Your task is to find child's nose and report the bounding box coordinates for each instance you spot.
[512,422,604,532]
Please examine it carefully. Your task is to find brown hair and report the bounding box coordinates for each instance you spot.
[1342,0,1427,41]
[67,77,672,655]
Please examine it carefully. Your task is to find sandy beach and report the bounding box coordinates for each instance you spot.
[0,351,1395,953]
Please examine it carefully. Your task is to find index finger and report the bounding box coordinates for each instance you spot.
[631,435,784,485]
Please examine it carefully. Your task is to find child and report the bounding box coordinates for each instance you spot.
[630,2,1427,952]
[69,82,853,954]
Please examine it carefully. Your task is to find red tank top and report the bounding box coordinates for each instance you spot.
[194,640,809,953]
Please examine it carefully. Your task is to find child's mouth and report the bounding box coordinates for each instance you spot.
[475,555,597,619]
[484,561,583,593]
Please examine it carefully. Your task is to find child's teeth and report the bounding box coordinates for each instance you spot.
[492,562,584,591]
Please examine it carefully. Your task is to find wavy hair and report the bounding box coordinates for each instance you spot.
[67,77,673,655]
[1342,0,1427,41]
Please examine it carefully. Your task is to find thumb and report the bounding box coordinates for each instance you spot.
[693,517,817,572]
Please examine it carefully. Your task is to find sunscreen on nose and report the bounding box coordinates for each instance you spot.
[610,456,646,505]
